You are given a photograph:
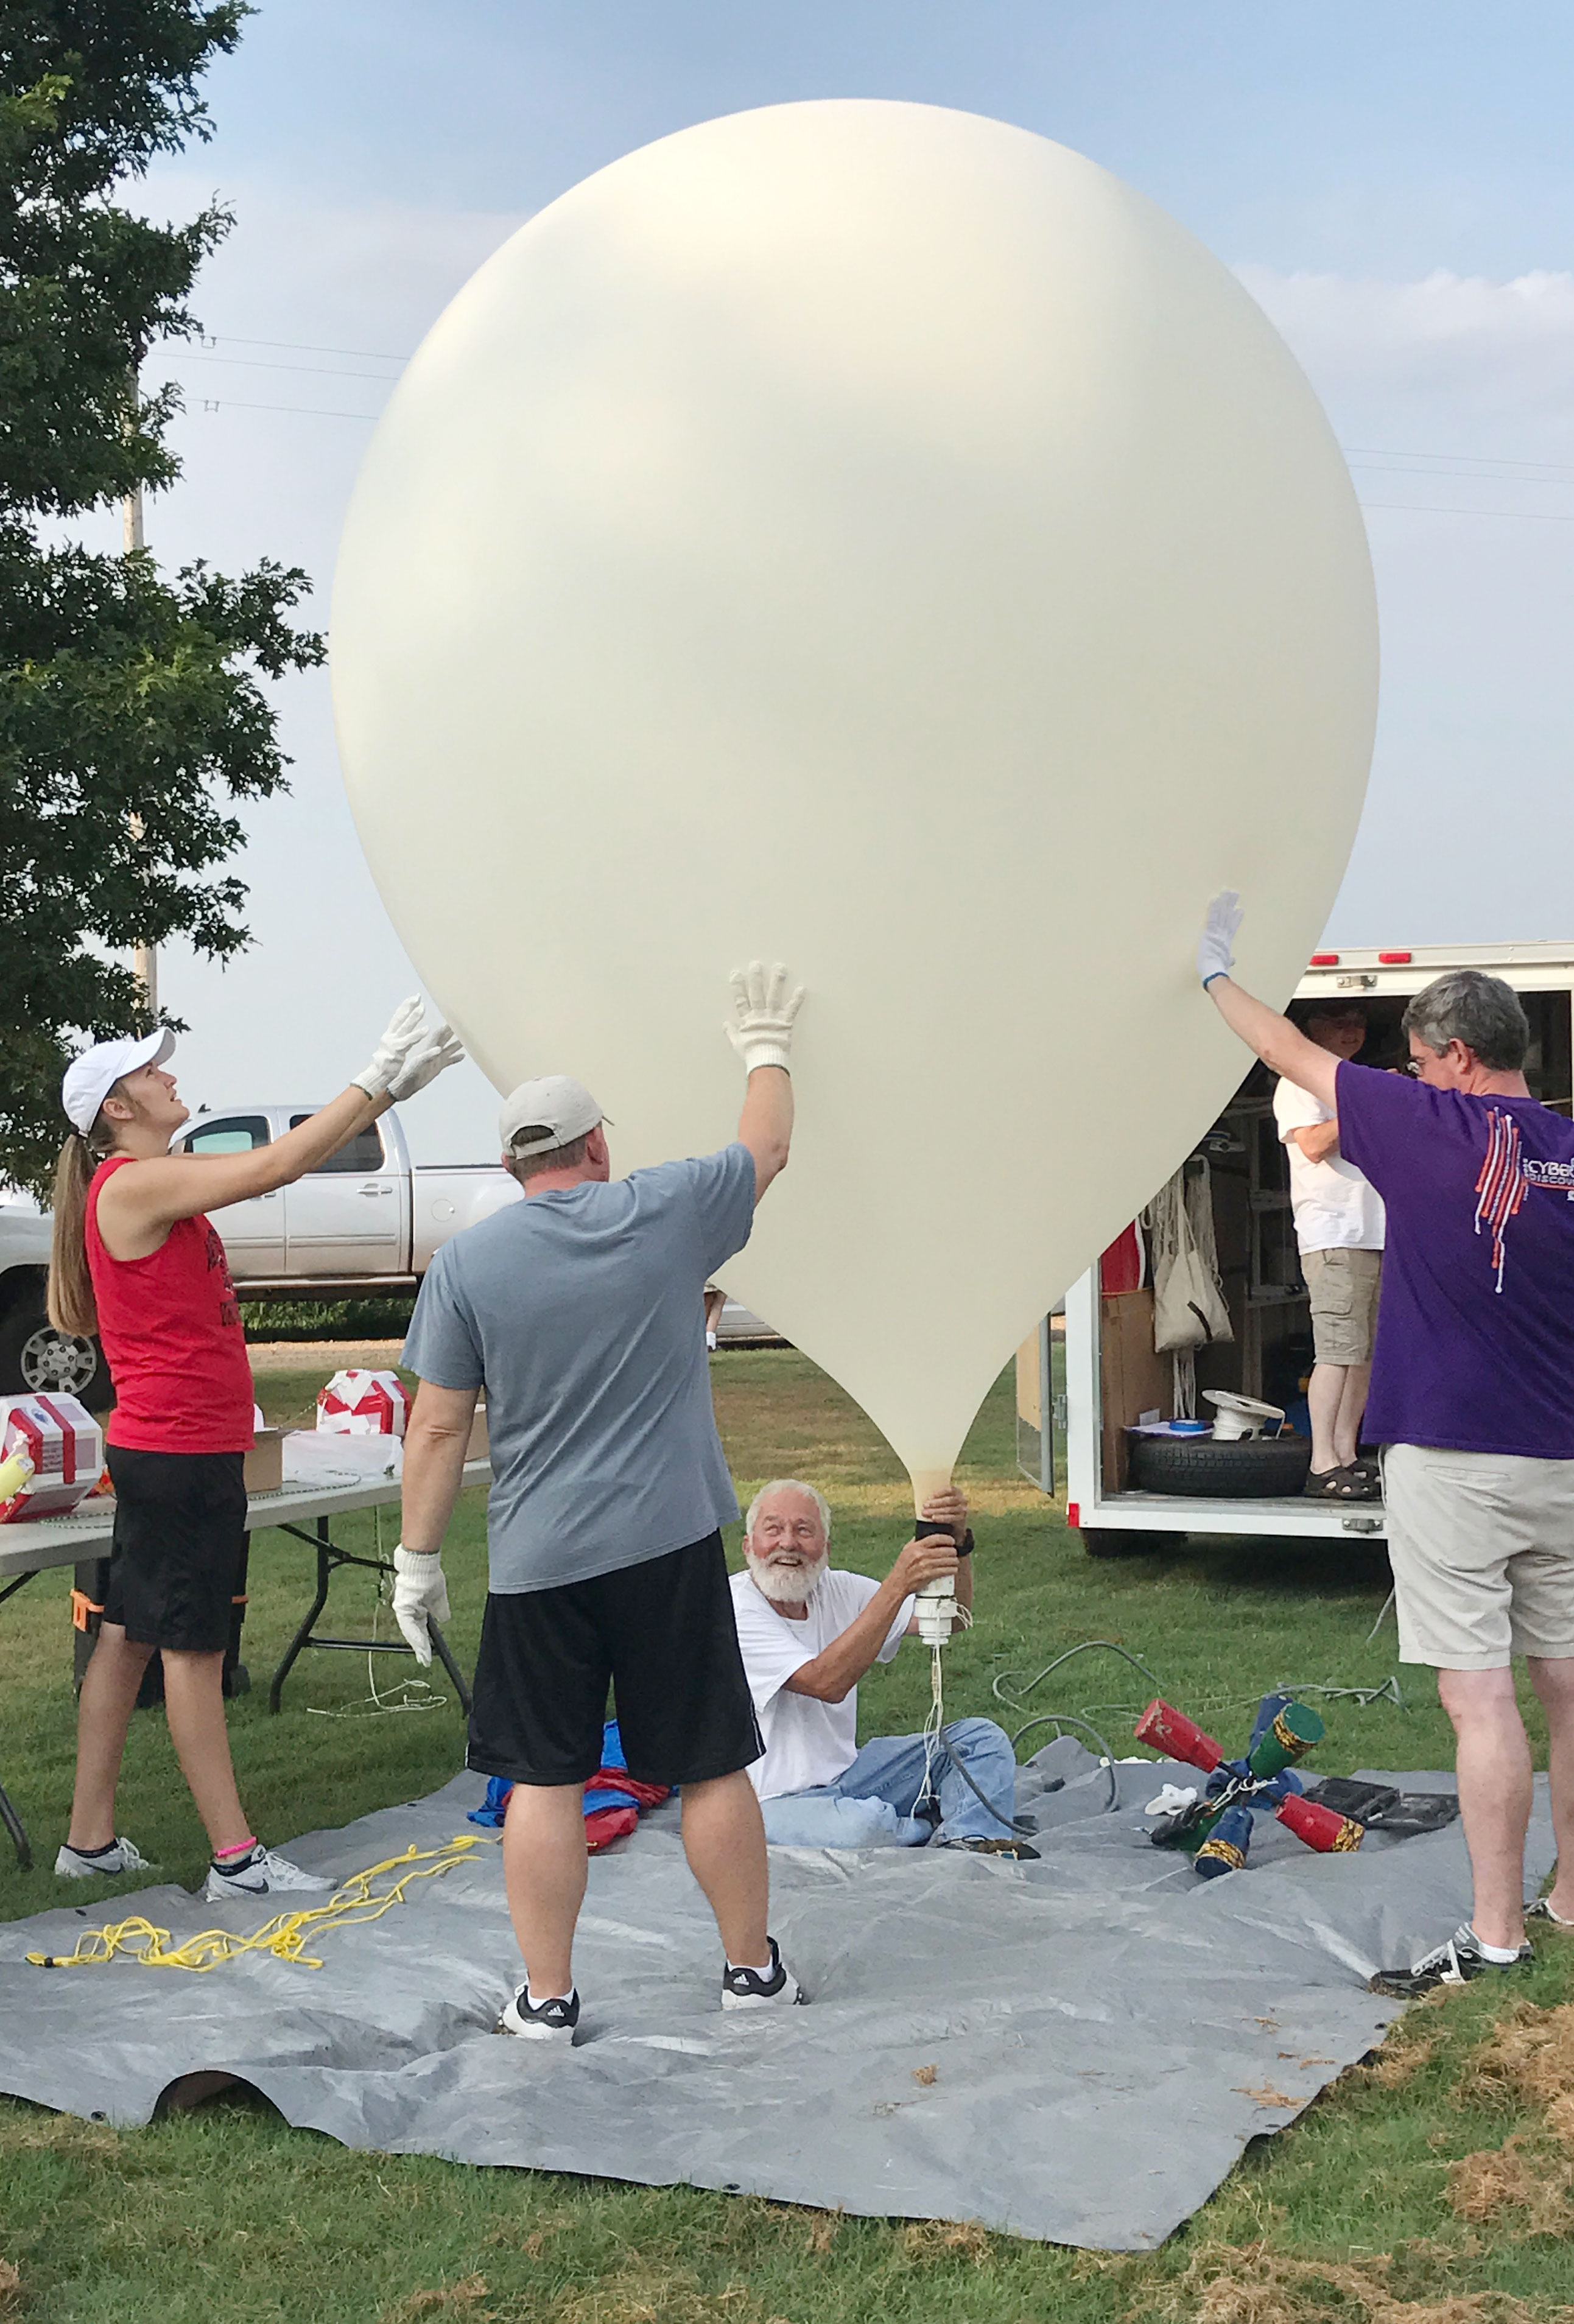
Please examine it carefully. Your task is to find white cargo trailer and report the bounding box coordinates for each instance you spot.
[1019,942,1574,1556]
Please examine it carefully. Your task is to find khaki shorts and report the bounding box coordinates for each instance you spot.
[1301,1246,1382,1366]
[1384,1442,1574,1668]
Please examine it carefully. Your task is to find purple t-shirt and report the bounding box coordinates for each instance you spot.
[1336,1061,1574,1457]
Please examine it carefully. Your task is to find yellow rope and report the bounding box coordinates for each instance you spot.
[26,1833,496,1973]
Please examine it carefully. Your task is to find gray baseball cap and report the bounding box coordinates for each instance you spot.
[497,1075,609,1157]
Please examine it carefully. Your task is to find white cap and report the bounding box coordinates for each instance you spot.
[61,1029,175,1135]
[497,1075,608,1158]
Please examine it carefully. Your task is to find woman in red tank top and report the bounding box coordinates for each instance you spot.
[46,1003,461,1897]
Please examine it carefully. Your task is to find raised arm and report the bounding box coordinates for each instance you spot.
[784,1532,959,1704]
[97,1002,464,1255]
[1197,893,1340,1110]
[725,961,803,1202]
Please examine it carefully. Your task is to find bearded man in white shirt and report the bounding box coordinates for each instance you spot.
[728,1480,1033,1856]
[1273,998,1386,1501]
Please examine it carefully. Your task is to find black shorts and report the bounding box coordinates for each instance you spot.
[468,1532,763,1789]
[102,1446,248,1654]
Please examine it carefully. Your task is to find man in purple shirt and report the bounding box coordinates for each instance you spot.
[1196,893,1574,1993]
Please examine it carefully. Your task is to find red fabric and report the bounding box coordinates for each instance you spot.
[85,1156,255,1453]
[1100,1223,1145,1296]
[584,1805,641,1853]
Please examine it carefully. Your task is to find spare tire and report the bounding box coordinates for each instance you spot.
[1128,1431,1313,1499]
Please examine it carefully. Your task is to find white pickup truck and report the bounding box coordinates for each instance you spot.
[0,1104,520,1408]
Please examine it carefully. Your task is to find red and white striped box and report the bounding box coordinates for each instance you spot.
[315,1369,411,1439]
[0,1393,105,1523]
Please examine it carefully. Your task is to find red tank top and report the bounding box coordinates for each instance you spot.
[85,1156,256,1453]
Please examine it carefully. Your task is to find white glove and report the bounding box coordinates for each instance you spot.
[391,1545,451,1666]
[725,960,804,1074]
[1197,891,1243,988]
[353,996,426,1098]
[1145,1782,1200,1818]
[385,1019,465,1103]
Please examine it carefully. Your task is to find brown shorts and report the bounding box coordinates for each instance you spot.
[1301,1246,1382,1366]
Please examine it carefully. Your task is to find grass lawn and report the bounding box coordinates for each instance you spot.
[2,1350,1573,2322]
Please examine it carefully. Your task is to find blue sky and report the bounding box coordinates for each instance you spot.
[114,4,1574,1156]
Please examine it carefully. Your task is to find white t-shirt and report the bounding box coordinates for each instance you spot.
[729,1567,913,1800]
[1273,1076,1386,1254]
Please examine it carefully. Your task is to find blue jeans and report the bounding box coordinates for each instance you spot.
[759,1718,1018,1848]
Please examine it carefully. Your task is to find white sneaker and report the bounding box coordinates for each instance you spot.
[55,1836,155,1880]
[202,1845,332,1902]
[498,1984,580,2043]
[721,1936,805,2010]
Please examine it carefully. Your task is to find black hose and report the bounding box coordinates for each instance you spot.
[992,1638,1162,1711]
[1005,1711,1121,1812]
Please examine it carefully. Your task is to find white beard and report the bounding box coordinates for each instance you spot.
[747,1550,828,1606]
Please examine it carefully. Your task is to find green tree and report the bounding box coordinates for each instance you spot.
[0,1,323,1196]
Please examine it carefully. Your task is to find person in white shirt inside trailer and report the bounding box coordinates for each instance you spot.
[1272,997,1386,1501]
[729,1480,1033,1856]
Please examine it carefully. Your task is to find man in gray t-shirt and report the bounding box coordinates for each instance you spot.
[392,963,806,2045]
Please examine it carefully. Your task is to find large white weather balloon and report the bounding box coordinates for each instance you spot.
[332,100,1376,1501]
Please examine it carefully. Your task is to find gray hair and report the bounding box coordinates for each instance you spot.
[743,1478,831,1542]
[1402,971,1529,1072]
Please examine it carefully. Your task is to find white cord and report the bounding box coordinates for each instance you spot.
[305,1504,448,1721]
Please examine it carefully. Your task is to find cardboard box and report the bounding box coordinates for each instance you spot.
[1099,1290,1171,1493]
[244,1428,284,1495]
[0,1392,104,1523]
[317,1369,412,1438]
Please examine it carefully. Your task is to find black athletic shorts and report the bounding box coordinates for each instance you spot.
[468,1531,763,1789]
[102,1445,248,1654]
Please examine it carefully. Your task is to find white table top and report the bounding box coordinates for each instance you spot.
[0,1454,491,1582]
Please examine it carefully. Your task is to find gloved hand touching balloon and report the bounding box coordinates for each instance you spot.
[390,1545,451,1666]
[352,998,466,1103]
[1197,891,1243,988]
[353,996,426,1097]
[726,960,804,1073]
[385,1016,465,1103]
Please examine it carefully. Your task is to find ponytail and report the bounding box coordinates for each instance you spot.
[47,1096,124,1337]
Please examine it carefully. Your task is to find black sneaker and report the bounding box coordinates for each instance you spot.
[498,1984,580,2043]
[1527,1897,1574,1930]
[936,1834,1042,1861]
[1370,1922,1534,1997]
[721,1936,804,2011]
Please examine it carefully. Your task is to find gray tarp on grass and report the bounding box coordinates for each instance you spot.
[0,1742,1553,2250]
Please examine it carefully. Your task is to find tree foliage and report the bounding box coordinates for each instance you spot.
[0,2,324,1195]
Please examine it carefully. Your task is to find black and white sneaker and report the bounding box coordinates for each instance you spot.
[1370,1922,1534,1998]
[55,1836,155,1880]
[1527,1897,1574,1930]
[498,1984,580,2043]
[202,1845,331,1902]
[721,1936,804,2011]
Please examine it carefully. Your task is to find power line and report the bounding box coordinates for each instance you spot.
[195,395,381,421]
[205,332,411,363]
[1360,499,1574,523]
[1346,444,1574,477]
[170,351,401,384]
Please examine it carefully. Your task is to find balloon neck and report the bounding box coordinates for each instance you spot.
[908,1467,953,1517]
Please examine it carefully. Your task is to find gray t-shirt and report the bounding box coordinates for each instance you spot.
[402,1143,755,1593]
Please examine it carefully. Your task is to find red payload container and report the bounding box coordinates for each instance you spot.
[316,1369,412,1439]
[0,1393,105,1522]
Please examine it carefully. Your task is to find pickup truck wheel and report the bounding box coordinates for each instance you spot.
[0,1304,111,1410]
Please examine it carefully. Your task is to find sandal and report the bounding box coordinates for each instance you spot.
[1302,1465,1380,1501]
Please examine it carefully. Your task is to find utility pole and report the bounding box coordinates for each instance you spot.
[124,360,156,1015]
